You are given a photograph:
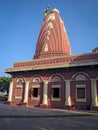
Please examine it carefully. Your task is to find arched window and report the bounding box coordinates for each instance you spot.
[52,76,62,82]
[33,77,41,82]
[17,78,23,83]
[75,75,86,81]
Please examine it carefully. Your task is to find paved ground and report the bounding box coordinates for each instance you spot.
[0,102,98,130]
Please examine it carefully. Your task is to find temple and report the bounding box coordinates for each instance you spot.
[5,8,98,110]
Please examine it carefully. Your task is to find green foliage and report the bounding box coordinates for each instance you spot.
[0,77,11,93]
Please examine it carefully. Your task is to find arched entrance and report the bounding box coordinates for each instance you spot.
[12,77,25,105]
[48,74,65,108]
[70,72,91,110]
[28,76,43,107]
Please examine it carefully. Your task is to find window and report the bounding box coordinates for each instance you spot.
[32,88,38,98]
[77,88,85,99]
[17,78,23,83]
[52,76,61,82]
[31,85,40,100]
[33,77,41,82]
[52,88,60,98]
[52,85,61,101]
[75,75,86,81]
[15,85,23,100]
[76,85,86,102]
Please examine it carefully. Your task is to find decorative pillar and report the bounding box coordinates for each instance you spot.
[65,80,71,106]
[23,81,29,104]
[91,79,98,106]
[42,81,48,105]
[8,82,13,102]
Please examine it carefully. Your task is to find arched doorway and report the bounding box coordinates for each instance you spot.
[28,76,43,107]
[13,77,25,105]
[48,74,65,108]
[70,72,91,110]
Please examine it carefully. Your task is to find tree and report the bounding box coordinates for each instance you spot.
[0,77,11,93]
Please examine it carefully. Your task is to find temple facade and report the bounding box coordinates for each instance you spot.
[5,8,98,110]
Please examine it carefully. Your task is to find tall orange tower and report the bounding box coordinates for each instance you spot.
[34,8,71,59]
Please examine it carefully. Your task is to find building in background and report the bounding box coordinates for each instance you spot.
[5,8,98,110]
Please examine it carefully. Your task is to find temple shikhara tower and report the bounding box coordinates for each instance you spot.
[34,8,71,59]
[5,7,98,110]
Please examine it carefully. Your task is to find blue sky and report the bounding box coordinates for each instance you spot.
[0,0,98,77]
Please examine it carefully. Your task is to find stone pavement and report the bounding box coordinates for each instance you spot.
[0,102,98,130]
[0,102,97,117]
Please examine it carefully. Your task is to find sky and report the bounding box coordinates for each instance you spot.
[0,0,98,77]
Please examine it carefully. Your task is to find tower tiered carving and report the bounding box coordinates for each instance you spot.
[34,8,72,59]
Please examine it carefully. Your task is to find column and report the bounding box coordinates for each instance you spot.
[8,82,13,102]
[91,79,98,106]
[42,81,48,104]
[23,81,29,103]
[65,80,71,106]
